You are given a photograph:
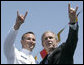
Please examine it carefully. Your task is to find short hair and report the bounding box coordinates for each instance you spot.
[21,32,35,40]
[41,31,57,46]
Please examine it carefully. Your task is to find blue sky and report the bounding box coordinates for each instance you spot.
[1,1,83,64]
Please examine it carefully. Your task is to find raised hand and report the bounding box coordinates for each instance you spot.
[16,10,28,24]
[14,10,28,30]
[68,3,78,23]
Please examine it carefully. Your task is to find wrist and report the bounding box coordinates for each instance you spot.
[14,22,21,30]
[69,17,78,25]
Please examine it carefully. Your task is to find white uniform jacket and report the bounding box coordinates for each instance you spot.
[4,27,36,64]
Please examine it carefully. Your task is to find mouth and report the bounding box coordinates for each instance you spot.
[47,42,53,48]
[29,44,35,49]
[30,46,34,49]
[48,41,53,45]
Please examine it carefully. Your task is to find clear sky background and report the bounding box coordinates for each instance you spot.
[1,1,83,64]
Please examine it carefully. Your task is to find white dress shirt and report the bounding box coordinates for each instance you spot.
[4,27,36,64]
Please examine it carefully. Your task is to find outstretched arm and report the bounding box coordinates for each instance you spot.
[62,3,79,56]
[4,10,28,61]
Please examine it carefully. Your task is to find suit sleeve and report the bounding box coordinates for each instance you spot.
[4,27,18,60]
[62,23,79,57]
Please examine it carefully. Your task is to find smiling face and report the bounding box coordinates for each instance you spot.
[42,31,58,52]
[21,32,36,51]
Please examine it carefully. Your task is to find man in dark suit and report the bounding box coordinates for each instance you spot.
[40,3,79,64]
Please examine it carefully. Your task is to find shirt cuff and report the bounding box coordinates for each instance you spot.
[69,23,78,30]
[12,26,19,32]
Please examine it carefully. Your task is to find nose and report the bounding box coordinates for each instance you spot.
[30,39,35,44]
[46,38,51,43]
[29,39,33,43]
[47,38,51,41]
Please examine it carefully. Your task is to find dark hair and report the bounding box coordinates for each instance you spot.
[21,32,35,40]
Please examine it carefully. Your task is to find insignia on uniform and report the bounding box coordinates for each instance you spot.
[21,55,27,59]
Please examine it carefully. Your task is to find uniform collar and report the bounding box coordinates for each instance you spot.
[21,48,32,55]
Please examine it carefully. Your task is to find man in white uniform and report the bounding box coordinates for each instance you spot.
[4,10,36,64]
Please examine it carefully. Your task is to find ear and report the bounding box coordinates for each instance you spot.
[53,40,59,48]
[55,39,59,47]
[56,40,59,43]
[21,40,23,45]
[55,38,59,43]
[42,42,44,47]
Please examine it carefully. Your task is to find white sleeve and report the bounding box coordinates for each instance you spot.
[69,23,78,30]
[4,27,18,61]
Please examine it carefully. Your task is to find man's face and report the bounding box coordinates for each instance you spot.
[42,32,57,52]
[21,34,36,51]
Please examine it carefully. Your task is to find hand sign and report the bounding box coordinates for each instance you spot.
[14,10,28,30]
[68,3,78,23]
[16,10,28,24]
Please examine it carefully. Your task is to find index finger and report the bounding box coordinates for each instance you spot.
[24,11,28,19]
[68,3,70,13]
[75,6,78,12]
[17,10,19,16]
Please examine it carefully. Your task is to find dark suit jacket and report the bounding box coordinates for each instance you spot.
[40,24,79,64]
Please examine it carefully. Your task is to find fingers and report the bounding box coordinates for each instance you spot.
[24,11,28,19]
[68,3,78,13]
[17,10,28,21]
[68,3,70,13]
[17,10,19,17]
[75,6,78,12]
